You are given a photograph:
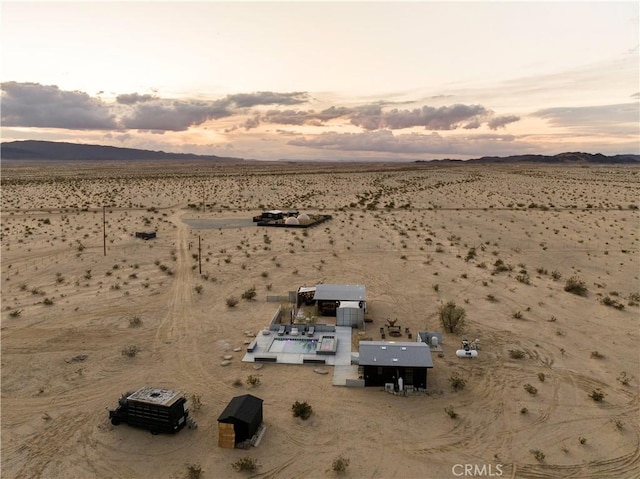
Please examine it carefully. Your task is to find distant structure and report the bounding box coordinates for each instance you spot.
[135,231,156,240]
[218,394,264,448]
[252,209,331,228]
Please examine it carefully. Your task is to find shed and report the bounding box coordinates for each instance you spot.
[336,301,364,328]
[217,394,263,447]
[313,284,366,316]
[358,341,433,390]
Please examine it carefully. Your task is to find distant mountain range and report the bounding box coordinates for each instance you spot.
[1,140,638,164]
[0,140,240,162]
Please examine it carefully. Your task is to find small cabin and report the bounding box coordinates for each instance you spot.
[135,231,156,240]
[217,394,264,448]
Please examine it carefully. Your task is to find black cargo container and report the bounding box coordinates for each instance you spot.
[108,387,189,435]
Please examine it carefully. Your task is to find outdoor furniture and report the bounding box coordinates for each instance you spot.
[307,326,315,337]
[277,326,285,336]
[290,327,299,336]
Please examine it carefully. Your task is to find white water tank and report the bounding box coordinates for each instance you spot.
[456,349,478,358]
[431,336,438,348]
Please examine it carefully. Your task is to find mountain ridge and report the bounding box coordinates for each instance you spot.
[1,140,638,164]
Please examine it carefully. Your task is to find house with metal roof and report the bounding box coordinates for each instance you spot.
[358,341,433,390]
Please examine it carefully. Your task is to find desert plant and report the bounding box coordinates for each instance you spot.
[617,371,630,386]
[601,296,624,310]
[579,436,587,445]
[513,311,523,319]
[439,301,466,334]
[292,401,313,420]
[520,407,528,414]
[128,315,142,328]
[589,389,605,402]
[241,286,257,300]
[246,374,261,387]
[509,349,526,359]
[43,297,54,306]
[516,273,530,285]
[9,309,22,318]
[190,393,202,412]
[231,457,258,473]
[121,345,139,357]
[531,449,545,462]
[448,373,467,391]
[444,406,458,418]
[613,419,625,430]
[551,270,562,280]
[194,285,203,294]
[332,455,350,473]
[564,276,587,296]
[590,350,605,359]
[226,296,239,308]
[232,378,243,387]
[186,464,203,479]
[537,372,545,382]
[523,384,538,395]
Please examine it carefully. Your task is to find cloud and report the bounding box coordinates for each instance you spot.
[487,115,520,130]
[226,91,308,108]
[533,103,639,135]
[288,129,524,156]
[116,93,158,104]
[241,113,261,130]
[1,81,118,129]
[121,99,232,131]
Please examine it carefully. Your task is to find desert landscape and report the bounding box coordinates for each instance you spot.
[1,160,638,479]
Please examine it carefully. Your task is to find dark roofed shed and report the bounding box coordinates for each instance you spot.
[217,394,263,446]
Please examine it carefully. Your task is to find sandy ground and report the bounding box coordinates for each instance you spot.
[1,161,638,479]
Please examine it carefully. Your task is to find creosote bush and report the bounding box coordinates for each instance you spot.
[448,373,467,391]
[564,276,587,296]
[121,345,140,357]
[241,286,257,300]
[231,457,258,473]
[523,383,538,395]
[226,296,239,308]
[589,389,605,402]
[186,464,203,479]
[332,455,350,473]
[246,374,261,387]
[444,406,458,419]
[439,301,466,334]
[292,401,313,420]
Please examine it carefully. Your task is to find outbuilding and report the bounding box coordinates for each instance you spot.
[217,394,263,448]
[313,284,366,321]
[358,341,433,390]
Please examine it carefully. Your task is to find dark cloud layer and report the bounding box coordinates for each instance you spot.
[120,100,232,131]
[533,103,639,134]
[1,82,117,129]
[226,91,308,108]
[288,129,521,156]
[116,93,158,104]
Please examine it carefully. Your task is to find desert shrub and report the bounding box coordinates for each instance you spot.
[121,345,139,357]
[226,296,239,308]
[292,401,313,420]
[613,419,625,430]
[444,406,458,418]
[617,371,630,386]
[509,349,526,359]
[186,464,203,479]
[537,372,546,382]
[531,449,545,462]
[241,287,257,300]
[486,294,498,302]
[590,350,605,359]
[439,301,466,334]
[194,285,203,294]
[551,270,562,280]
[9,309,22,318]
[589,389,605,402]
[523,384,538,395]
[579,436,587,444]
[332,455,350,473]
[564,276,587,296]
[512,311,523,319]
[246,374,261,387]
[516,273,530,285]
[232,378,243,387]
[448,373,467,391]
[231,457,258,473]
[493,259,511,273]
[520,407,528,414]
[465,248,477,261]
[601,296,624,310]
[190,393,202,412]
[43,297,54,306]
[128,315,142,328]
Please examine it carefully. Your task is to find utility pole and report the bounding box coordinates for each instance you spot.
[198,235,202,274]
[103,206,106,256]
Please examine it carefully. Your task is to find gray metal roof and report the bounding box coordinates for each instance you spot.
[313,284,365,301]
[358,341,433,368]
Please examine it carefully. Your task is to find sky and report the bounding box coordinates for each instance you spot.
[1,1,638,161]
